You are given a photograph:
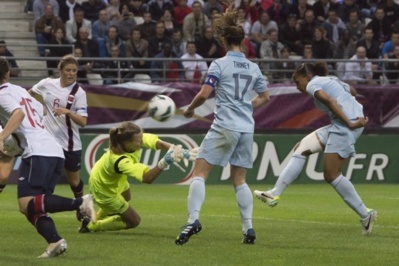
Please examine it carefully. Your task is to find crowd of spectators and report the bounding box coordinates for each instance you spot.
[14,0,399,84]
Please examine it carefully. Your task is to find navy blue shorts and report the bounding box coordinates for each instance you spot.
[17,156,64,198]
[63,150,82,172]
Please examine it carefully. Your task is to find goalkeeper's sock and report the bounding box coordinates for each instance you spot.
[235,183,253,232]
[187,177,205,224]
[88,215,126,232]
[271,154,306,196]
[330,174,368,218]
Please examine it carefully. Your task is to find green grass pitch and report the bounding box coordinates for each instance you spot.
[0,184,398,265]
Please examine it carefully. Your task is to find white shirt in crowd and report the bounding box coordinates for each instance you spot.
[181,53,208,82]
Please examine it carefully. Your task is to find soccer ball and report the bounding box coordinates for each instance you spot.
[147,95,176,122]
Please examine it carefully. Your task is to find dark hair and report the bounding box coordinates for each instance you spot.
[0,57,10,81]
[292,61,329,79]
[212,10,245,48]
[109,122,141,151]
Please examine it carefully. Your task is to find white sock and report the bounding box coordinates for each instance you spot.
[187,177,205,223]
[271,154,306,196]
[235,183,253,233]
[330,174,368,218]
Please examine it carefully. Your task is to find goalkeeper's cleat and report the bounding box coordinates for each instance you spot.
[78,217,91,233]
[360,208,378,236]
[242,228,256,244]
[175,219,202,245]
[254,190,279,207]
[79,194,97,223]
[37,239,67,258]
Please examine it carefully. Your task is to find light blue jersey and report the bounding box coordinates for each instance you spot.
[204,51,267,133]
[307,76,364,125]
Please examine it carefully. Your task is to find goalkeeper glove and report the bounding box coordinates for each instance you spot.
[182,147,199,161]
[158,145,183,169]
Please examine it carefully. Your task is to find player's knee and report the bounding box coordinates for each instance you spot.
[126,218,140,229]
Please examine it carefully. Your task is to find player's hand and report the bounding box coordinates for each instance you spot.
[349,116,369,129]
[182,147,199,161]
[158,145,183,169]
[183,109,194,118]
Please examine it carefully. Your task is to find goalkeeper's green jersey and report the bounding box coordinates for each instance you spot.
[89,133,159,196]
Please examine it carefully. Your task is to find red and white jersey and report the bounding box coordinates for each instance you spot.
[32,78,88,151]
[0,83,64,159]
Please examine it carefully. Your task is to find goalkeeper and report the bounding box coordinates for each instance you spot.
[79,121,198,233]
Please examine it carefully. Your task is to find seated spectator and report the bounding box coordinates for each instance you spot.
[382,0,399,27]
[115,3,137,41]
[202,0,223,20]
[356,27,380,60]
[81,0,107,22]
[106,0,121,23]
[311,26,332,59]
[384,45,399,84]
[65,5,92,43]
[125,27,149,76]
[260,28,285,82]
[46,27,73,76]
[288,0,313,24]
[279,13,302,55]
[239,0,260,25]
[58,0,81,23]
[150,41,185,83]
[236,7,251,38]
[250,11,278,57]
[356,27,381,80]
[148,21,171,57]
[161,9,176,37]
[312,0,337,24]
[302,44,314,59]
[171,28,186,58]
[33,0,59,22]
[104,25,126,57]
[102,45,130,85]
[128,0,148,18]
[321,9,346,46]
[242,37,257,59]
[195,26,222,66]
[181,42,208,83]
[136,11,156,41]
[74,26,100,70]
[274,46,296,83]
[35,4,64,56]
[183,1,210,41]
[73,47,91,83]
[147,0,174,22]
[174,0,192,29]
[299,9,318,46]
[343,46,375,85]
[266,0,291,26]
[367,7,391,47]
[334,30,357,79]
[92,8,110,56]
[381,29,399,58]
[337,0,360,24]
[0,40,21,77]
[345,9,365,42]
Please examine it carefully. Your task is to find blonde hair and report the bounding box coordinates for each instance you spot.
[58,54,78,70]
[109,122,142,151]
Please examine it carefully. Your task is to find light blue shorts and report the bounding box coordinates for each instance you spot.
[315,123,363,158]
[197,125,253,168]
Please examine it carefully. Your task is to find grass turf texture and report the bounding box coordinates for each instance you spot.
[0,184,398,266]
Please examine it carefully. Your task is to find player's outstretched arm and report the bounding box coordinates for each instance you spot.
[252,91,270,109]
